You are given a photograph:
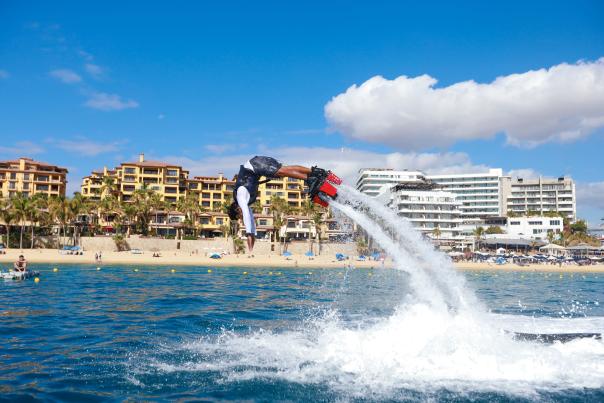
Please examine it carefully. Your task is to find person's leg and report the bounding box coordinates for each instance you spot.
[246,234,255,252]
[276,165,311,179]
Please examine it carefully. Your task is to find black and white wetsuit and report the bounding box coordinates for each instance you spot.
[234,156,282,235]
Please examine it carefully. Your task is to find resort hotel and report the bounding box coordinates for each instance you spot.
[357,167,578,249]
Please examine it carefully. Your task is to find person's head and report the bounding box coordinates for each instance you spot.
[18,255,24,260]
[228,201,242,221]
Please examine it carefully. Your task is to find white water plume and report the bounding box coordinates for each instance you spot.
[331,185,481,312]
[129,183,604,397]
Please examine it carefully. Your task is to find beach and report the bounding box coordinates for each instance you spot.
[2,248,604,272]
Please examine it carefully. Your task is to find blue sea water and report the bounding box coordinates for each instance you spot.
[2,264,604,402]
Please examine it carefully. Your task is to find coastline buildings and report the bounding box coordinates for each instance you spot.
[81,153,307,210]
[0,157,68,199]
[357,168,577,223]
[504,176,576,221]
[376,181,463,242]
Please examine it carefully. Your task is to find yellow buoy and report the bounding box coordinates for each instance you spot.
[243,271,248,275]
[308,272,312,275]
[269,272,273,275]
[368,273,372,276]
[207,269,212,273]
[560,274,563,279]
[134,268,139,272]
[53,268,58,272]
[171,269,176,273]
[34,277,40,283]
[96,267,101,271]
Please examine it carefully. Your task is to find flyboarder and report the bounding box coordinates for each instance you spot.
[228,156,341,254]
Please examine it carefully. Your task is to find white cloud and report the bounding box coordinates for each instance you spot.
[152,147,491,183]
[0,141,45,156]
[577,182,604,211]
[507,168,541,179]
[84,92,139,111]
[204,144,240,154]
[84,63,104,79]
[0,70,9,79]
[325,58,604,150]
[54,138,124,156]
[49,68,82,84]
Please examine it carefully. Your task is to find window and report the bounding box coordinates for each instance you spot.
[167,169,178,176]
[216,218,223,225]
[528,221,543,226]
[510,221,520,225]
[259,219,267,225]
[550,220,561,226]
[124,167,136,174]
[212,193,221,199]
[200,218,210,224]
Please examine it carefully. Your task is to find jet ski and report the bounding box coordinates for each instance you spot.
[306,167,342,207]
[1,270,40,280]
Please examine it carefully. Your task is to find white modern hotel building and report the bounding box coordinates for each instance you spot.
[357,168,577,239]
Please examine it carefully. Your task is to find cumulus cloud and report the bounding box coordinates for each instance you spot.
[49,68,82,84]
[54,138,124,156]
[577,182,604,211]
[507,168,541,179]
[84,63,104,79]
[85,92,139,111]
[0,70,9,79]
[325,58,604,150]
[204,144,240,154]
[0,141,45,156]
[152,147,490,183]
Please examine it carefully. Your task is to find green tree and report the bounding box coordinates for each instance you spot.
[11,193,31,249]
[0,199,15,248]
[485,225,504,234]
[473,226,485,251]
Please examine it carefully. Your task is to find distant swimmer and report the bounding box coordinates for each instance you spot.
[14,255,27,272]
[228,156,341,254]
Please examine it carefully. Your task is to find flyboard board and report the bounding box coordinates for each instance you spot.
[306,167,342,207]
[509,331,602,343]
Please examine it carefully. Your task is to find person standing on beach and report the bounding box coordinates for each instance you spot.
[228,156,340,254]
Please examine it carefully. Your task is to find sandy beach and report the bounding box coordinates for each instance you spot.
[1,248,604,272]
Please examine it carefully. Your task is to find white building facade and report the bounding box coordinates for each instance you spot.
[504,176,576,221]
[377,183,463,241]
[356,169,426,197]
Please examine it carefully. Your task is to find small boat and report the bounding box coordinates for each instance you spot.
[1,270,40,281]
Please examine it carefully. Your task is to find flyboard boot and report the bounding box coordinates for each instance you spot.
[306,166,342,207]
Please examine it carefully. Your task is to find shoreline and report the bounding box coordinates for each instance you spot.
[1,249,604,272]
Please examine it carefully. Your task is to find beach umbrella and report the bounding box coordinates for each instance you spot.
[305,251,314,257]
[209,252,221,259]
[283,251,293,257]
[335,253,346,261]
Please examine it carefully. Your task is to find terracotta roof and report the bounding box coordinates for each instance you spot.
[0,158,68,172]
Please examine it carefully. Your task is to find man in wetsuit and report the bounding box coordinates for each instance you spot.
[228,156,340,254]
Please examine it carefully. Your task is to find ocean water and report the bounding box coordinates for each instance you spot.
[2,264,604,402]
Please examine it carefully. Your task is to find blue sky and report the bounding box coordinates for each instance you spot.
[1,1,603,224]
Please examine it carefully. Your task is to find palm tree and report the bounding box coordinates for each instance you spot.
[312,211,324,255]
[11,193,30,249]
[101,176,118,199]
[27,194,47,249]
[48,196,71,248]
[176,194,201,238]
[132,185,154,236]
[473,226,485,252]
[269,195,290,253]
[0,199,15,248]
[122,204,137,237]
